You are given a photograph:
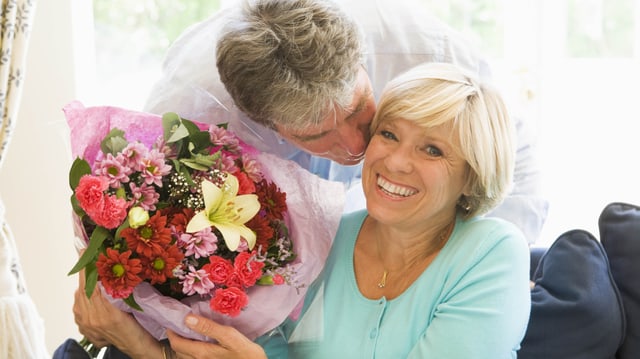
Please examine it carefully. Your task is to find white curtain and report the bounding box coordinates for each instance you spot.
[0,0,48,358]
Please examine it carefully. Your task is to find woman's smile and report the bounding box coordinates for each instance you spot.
[376,174,418,198]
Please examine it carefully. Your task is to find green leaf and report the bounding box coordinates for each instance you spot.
[84,261,98,298]
[100,128,128,155]
[114,218,130,242]
[69,157,92,190]
[190,131,214,153]
[123,294,143,311]
[70,195,85,215]
[163,112,190,143]
[68,226,110,275]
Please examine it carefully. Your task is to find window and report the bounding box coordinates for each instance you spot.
[88,1,222,109]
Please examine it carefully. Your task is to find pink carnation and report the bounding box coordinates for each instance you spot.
[90,195,129,229]
[75,175,109,213]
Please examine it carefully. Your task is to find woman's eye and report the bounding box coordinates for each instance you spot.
[424,145,442,157]
[379,130,397,141]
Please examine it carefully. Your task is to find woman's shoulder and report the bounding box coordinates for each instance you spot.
[451,216,529,259]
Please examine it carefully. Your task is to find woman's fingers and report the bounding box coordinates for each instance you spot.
[167,315,266,359]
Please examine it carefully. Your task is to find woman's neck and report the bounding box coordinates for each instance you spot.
[354,215,455,300]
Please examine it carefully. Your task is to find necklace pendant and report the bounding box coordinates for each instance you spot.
[377,270,388,288]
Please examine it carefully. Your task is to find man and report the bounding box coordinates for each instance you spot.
[144,0,548,243]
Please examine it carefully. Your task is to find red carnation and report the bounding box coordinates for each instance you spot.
[233,170,256,195]
[203,256,234,285]
[233,251,265,287]
[210,287,249,317]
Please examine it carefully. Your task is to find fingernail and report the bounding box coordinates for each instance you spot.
[185,315,198,327]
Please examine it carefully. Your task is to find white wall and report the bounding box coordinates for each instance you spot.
[0,0,82,354]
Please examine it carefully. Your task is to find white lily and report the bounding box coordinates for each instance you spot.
[186,174,260,251]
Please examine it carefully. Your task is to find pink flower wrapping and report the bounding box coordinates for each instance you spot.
[64,101,345,341]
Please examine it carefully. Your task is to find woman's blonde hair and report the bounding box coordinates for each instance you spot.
[371,62,515,218]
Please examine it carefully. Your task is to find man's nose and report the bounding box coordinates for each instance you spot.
[336,121,369,156]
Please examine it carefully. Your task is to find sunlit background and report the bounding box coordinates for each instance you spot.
[0,0,638,354]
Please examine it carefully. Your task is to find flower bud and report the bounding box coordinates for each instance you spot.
[128,207,149,229]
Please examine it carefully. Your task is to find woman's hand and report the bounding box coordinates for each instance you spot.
[73,268,163,358]
[167,314,267,359]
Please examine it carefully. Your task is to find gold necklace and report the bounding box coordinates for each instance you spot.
[375,221,455,289]
[377,270,388,288]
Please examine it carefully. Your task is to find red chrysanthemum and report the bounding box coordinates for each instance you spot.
[255,179,287,220]
[160,207,195,234]
[210,287,249,317]
[121,212,172,257]
[246,214,274,254]
[96,248,143,299]
[140,244,185,285]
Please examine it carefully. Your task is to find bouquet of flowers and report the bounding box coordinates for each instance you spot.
[64,101,345,342]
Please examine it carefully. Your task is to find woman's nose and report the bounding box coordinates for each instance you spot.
[384,146,413,173]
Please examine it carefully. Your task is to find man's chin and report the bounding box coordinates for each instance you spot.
[331,156,364,166]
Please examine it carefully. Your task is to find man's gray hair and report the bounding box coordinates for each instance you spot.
[217,0,365,130]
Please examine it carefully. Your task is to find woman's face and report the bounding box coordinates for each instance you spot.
[362,117,469,229]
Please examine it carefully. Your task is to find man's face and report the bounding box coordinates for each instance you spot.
[275,67,376,166]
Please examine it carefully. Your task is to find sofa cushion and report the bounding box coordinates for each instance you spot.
[519,229,625,359]
[599,202,640,359]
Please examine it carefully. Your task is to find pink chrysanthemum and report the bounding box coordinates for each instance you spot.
[94,152,132,188]
[240,153,263,182]
[140,149,171,187]
[180,265,215,296]
[129,182,160,211]
[178,227,219,259]
[216,152,239,173]
[121,142,149,170]
[209,126,240,151]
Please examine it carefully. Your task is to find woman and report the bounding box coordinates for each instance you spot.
[167,62,531,358]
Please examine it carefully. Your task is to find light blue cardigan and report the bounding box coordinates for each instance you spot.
[258,210,531,358]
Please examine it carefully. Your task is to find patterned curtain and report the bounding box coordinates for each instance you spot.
[0,0,48,358]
